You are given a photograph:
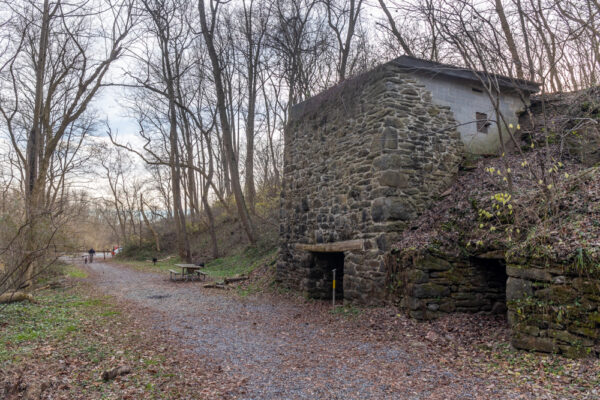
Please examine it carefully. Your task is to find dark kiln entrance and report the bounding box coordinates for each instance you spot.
[468,257,508,315]
[306,252,344,300]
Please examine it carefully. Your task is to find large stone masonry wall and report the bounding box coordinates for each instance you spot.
[277,63,463,304]
[507,261,600,358]
[395,252,508,320]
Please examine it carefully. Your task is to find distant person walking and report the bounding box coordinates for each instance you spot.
[88,248,96,263]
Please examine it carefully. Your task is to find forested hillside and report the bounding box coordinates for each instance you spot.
[1,0,600,398]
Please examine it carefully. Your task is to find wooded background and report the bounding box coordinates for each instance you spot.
[0,0,598,293]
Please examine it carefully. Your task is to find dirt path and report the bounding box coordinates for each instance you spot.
[83,260,534,400]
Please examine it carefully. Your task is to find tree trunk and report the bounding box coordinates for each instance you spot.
[378,0,414,56]
[23,0,51,290]
[198,0,256,244]
[140,194,160,252]
[494,0,524,79]
[0,291,35,304]
[245,77,257,214]
[163,50,192,262]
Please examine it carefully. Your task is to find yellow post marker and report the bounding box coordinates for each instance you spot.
[332,269,336,307]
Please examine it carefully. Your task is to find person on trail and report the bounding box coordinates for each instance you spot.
[88,248,96,263]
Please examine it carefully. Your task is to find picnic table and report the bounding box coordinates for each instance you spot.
[170,264,207,282]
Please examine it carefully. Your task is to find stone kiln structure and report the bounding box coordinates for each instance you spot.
[277,61,464,304]
[277,58,600,357]
[277,56,538,305]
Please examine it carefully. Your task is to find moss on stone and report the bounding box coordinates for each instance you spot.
[536,285,578,303]
[411,282,450,298]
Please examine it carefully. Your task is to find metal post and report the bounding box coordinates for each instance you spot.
[332,269,336,308]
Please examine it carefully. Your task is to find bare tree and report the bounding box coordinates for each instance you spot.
[377,0,414,57]
[324,0,364,81]
[198,0,257,243]
[237,0,270,213]
[0,0,134,290]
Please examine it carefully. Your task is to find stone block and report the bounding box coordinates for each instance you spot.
[379,171,408,188]
[401,296,422,311]
[455,298,488,308]
[370,197,388,222]
[553,276,566,284]
[506,277,533,301]
[372,154,403,170]
[511,334,558,353]
[572,278,600,294]
[519,325,540,337]
[412,283,450,298]
[569,326,600,339]
[407,269,429,284]
[548,329,594,347]
[560,345,592,359]
[416,255,451,271]
[431,269,463,284]
[382,127,398,149]
[506,265,553,282]
[536,285,578,303]
[438,301,456,313]
[389,198,415,221]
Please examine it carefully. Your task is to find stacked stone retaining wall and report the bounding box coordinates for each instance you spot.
[396,252,507,320]
[394,250,600,358]
[507,261,600,358]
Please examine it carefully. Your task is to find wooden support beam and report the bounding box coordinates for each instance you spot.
[294,239,364,253]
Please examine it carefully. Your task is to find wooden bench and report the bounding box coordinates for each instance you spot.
[169,269,183,281]
[194,270,207,281]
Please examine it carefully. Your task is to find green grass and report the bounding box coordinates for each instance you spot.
[0,268,240,398]
[117,255,184,275]
[35,262,87,285]
[202,246,277,278]
[63,264,88,278]
[0,290,116,363]
[118,244,278,280]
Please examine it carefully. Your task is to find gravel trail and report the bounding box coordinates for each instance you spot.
[83,260,531,400]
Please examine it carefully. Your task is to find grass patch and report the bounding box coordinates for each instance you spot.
[0,283,239,398]
[63,264,88,279]
[117,244,278,280]
[36,261,87,285]
[0,290,115,364]
[116,256,184,274]
[203,245,277,278]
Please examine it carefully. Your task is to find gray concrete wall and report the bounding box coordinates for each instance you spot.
[411,72,527,155]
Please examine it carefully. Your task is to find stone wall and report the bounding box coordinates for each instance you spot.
[507,261,600,358]
[395,252,507,320]
[394,250,600,357]
[277,62,463,304]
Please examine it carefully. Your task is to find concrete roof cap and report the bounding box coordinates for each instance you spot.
[392,55,540,93]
